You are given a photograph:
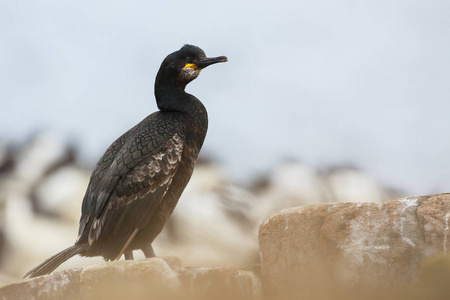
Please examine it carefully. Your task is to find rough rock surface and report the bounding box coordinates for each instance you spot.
[259,193,450,299]
[0,257,260,300]
[0,269,82,300]
[179,266,260,300]
[78,257,182,300]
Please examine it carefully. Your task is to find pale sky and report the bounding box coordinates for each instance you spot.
[1,0,450,195]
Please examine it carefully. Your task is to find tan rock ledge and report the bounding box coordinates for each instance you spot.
[259,193,450,299]
[0,257,260,300]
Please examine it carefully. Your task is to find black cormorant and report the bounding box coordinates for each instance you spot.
[24,44,227,278]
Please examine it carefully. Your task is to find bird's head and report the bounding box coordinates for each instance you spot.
[156,45,228,87]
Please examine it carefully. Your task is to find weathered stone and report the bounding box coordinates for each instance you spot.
[417,194,450,254]
[79,257,181,300]
[0,256,261,300]
[259,193,450,299]
[0,268,81,300]
[179,267,260,300]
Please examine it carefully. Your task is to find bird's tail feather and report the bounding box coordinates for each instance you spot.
[24,244,87,278]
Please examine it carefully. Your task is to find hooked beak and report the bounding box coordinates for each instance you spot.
[196,56,228,69]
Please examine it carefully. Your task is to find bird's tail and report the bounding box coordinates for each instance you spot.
[24,244,87,278]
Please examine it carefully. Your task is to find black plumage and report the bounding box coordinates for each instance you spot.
[25,45,227,278]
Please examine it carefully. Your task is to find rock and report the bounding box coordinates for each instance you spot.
[179,267,260,300]
[259,193,450,299]
[250,163,391,244]
[79,258,182,300]
[0,269,81,300]
[0,257,261,300]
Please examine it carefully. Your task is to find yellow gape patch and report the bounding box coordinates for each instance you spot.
[184,63,198,70]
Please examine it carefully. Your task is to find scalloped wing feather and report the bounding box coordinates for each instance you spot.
[87,133,184,247]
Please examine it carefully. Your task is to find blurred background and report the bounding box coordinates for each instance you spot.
[0,0,449,281]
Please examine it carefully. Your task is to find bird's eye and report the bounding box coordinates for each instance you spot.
[185,56,192,63]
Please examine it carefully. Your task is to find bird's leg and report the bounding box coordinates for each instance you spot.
[124,251,134,260]
[142,244,156,258]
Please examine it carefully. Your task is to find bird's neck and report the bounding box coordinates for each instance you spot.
[155,76,203,111]
[155,84,186,110]
[155,82,208,131]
